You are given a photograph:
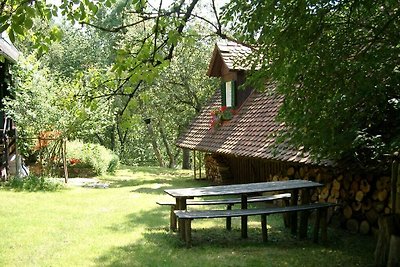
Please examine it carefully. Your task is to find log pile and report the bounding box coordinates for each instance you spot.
[280,165,391,234]
[204,154,233,184]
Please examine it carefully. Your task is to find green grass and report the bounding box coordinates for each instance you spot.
[0,166,376,267]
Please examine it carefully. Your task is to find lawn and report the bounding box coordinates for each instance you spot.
[0,166,376,267]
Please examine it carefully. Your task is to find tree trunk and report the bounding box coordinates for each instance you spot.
[146,122,164,167]
[117,123,128,156]
[110,125,116,152]
[158,123,175,168]
[182,148,191,169]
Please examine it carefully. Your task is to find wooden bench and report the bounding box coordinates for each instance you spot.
[157,193,291,231]
[174,202,337,247]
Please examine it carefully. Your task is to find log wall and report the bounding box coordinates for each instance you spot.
[204,153,390,234]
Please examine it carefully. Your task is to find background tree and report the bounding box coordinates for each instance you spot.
[4,56,115,156]
[222,1,400,171]
[2,0,222,168]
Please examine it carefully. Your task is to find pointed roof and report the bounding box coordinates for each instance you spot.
[207,40,253,77]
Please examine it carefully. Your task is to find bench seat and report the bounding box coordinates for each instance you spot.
[157,193,291,231]
[157,193,291,206]
[174,202,337,247]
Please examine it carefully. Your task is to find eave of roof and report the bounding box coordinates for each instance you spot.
[0,34,19,63]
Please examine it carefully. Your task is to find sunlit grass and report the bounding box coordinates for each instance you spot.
[0,165,375,266]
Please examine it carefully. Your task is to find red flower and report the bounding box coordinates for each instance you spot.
[69,158,81,165]
[220,106,227,112]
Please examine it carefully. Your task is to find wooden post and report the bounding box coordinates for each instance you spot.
[388,235,400,267]
[3,134,9,180]
[320,208,328,243]
[184,219,192,248]
[261,215,268,242]
[170,205,177,231]
[226,204,232,231]
[193,150,196,179]
[283,198,290,228]
[374,214,400,266]
[241,194,248,238]
[39,137,43,175]
[391,155,398,214]
[14,127,21,179]
[299,189,310,239]
[313,208,321,243]
[199,152,202,179]
[396,158,400,215]
[177,198,187,240]
[290,189,299,235]
[62,139,68,183]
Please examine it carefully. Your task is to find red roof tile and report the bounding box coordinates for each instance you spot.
[176,87,331,166]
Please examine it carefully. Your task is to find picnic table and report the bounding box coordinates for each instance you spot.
[164,179,325,243]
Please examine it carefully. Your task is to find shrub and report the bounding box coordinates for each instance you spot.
[66,140,119,176]
[1,175,64,192]
[107,154,120,174]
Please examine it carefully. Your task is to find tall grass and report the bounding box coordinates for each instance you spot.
[0,166,376,266]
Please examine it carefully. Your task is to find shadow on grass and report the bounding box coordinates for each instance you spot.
[106,208,170,232]
[98,208,376,267]
[95,166,375,266]
[95,225,376,267]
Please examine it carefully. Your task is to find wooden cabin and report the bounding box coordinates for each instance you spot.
[0,33,20,180]
[176,40,393,235]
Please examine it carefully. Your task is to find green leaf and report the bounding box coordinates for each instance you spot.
[0,23,9,33]
[24,18,34,30]
[0,16,9,24]
[8,30,15,43]
[89,2,98,14]
[25,6,36,17]
[14,13,25,25]
[13,25,24,35]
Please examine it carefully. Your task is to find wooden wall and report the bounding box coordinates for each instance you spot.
[227,156,292,184]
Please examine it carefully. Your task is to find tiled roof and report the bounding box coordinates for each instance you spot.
[176,86,330,166]
[217,40,253,70]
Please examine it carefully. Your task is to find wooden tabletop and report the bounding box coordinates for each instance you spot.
[165,179,322,198]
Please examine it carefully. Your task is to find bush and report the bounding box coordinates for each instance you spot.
[66,140,120,176]
[107,154,120,174]
[1,175,64,192]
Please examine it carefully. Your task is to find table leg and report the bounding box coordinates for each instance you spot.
[261,214,268,242]
[170,205,177,231]
[320,207,328,243]
[226,204,232,231]
[313,207,321,243]
[177,198,187,240]
[241,194,248,238]
[184,219,192,248]
[290,189,299,235]
[299,188,310,239]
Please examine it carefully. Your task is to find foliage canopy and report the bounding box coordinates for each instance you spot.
[223,1,400,170]
[3,0,398,170]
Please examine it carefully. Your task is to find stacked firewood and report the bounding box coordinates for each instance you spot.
[204,154,233,184]
[315,174,391,234]
[281,166,391,235]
